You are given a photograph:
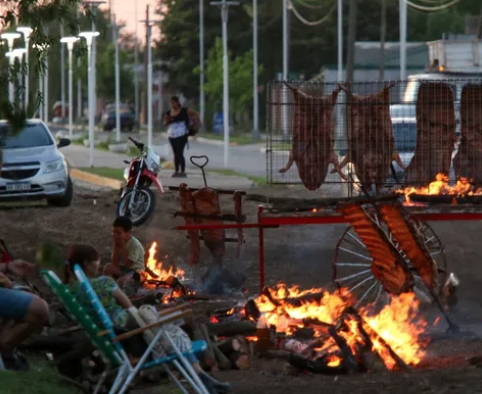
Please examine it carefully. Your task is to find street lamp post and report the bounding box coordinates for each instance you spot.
[140,18,162,149]
[79,31,100,168]
[17,27,33,111]
[200,0,205,125]
[1,32,21,104]
[252,0,259,140]
[113,17,125,143]
[61,37,80,138]
[211,0,240,169]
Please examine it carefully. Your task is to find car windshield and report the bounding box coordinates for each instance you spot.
[392,122,417,152]
[0,123,54,149]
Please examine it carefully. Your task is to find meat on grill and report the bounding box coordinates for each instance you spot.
[280,83,345,190]
[340,83,397,194]
[233,191,244,258]
[338,203,413,295]
[192,188,226,259]
[404,83,456,185]
[377,202,437,290]
[179,183,200,266]
[453,84,482,184]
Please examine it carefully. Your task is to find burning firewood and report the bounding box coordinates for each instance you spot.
[288,353,345,375]
[207,321,257,337]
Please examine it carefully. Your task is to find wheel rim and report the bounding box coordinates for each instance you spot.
[118,189,152,223]
[333,208,447,308]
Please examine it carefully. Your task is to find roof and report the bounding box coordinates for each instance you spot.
[354,41,429,68]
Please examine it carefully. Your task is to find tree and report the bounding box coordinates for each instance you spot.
[202,37,263,125]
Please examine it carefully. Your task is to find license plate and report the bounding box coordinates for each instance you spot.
[6,182,30,191]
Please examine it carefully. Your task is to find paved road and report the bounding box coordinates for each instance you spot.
[50,125,267,177]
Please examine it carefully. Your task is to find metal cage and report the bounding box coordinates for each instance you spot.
[266,79,482,197]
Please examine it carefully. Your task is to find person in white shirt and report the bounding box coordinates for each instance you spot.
[163,96,200,178]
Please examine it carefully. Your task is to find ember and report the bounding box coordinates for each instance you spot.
[398,173,482,203]
[254,284,428,369]
[145,242,185,281]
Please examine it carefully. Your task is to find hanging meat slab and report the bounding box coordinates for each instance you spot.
[179,183,200,266]
[192,188,226,258]
[453,84,482,184]
[343,83,396,193]
[280,83,343,191]
[233,191,244,258]
[404,83,456,185]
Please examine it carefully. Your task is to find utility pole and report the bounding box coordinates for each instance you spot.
[200,0,205,125]
[252,0,259,140]
[399,0,407,81]
[379,0,387,80]
[113,16,125,142]
[134,0,139,126]
[337,0,343,81]
[77,4,83,121]
[282,0,289,139]
[60,24,66,120]
[346,0,358,82]
[142,5,149,126]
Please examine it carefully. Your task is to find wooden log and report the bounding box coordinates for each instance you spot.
[287,353,345,375]
[200,323,218,371]
[212,344,232,370]
[235,335,250,355]
[244,299,261,321]
[53,342,95,364]
[169,186,246,196]
[19,335,81,351]
[193,323,217,370]
[206,321,257,337]
[217,337,242,355]
[260,350,290,360]
[228,352,250,370]
[327,326,359,373]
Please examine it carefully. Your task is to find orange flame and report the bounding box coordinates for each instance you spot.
[397,173,482,203]
[145,242,185,281]
[254,284,427,368]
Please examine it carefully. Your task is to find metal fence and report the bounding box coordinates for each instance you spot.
[266,79,482,197]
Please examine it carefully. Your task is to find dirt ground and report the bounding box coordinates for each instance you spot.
[3,183,482,393]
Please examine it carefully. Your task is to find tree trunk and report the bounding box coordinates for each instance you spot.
[477,1,482,39]
[379,0,387,80]
[346,0,358,83]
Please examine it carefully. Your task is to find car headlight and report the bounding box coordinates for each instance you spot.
[44,158,65,174]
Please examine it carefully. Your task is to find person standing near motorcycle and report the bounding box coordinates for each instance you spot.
[164,96,201,178]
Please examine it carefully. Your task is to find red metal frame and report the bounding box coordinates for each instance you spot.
[175,205,482,292]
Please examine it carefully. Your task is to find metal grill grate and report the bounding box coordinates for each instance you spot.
[266,79,482,197]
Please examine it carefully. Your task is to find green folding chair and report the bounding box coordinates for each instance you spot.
[43,269,209,394]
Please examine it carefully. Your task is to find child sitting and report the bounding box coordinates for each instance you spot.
[65,244,231,394]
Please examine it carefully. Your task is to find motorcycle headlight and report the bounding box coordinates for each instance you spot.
[123,167,129,180]
[44,158,65,174]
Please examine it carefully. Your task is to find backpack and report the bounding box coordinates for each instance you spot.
[184,108,201,137]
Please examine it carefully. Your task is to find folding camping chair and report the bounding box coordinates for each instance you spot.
[42,268,209,394]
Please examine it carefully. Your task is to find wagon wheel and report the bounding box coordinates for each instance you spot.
[333,210,447,308]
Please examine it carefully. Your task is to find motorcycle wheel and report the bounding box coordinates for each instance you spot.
[117,187,156,227]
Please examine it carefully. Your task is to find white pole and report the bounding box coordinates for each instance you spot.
[222,5,230,168]
[44,53,49,122]
[338,0,343,80]
[252,0,259,140]
[92,19,97,129]
[68,46,74,137]
[147,24,153,149]
[25,38,29,110]
[399,0,407,81]
[60,25,66,120]
[134,0,139,126]
[87,42,94,167]
[282,0,289,139]
[115,22,121,142]
[77,58,82,120]
[200,0,205,125]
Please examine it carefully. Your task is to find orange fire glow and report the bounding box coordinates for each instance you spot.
[145,242,185,281]
[254,284,428,369]
[397,173,482,203]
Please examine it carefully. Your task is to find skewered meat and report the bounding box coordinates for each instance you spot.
[341,83,397,194]
[280,83,344,190]
[233,191,244,258]
[404,83,456,185]
[338,203,413,295]
[179,183,200,266]
[453,84,482,184]
[192,188,226,259]
[377,202,437,289]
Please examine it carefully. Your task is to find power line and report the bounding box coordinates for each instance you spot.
[404,0,461,12]
[288,0,336,26]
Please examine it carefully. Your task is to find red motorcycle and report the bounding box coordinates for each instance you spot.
[117,137,164,226]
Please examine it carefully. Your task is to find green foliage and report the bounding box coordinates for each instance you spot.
[201,37,263,115]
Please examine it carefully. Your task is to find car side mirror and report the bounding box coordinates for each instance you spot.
[57,138,71,149]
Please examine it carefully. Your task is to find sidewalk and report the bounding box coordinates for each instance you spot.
[63,144,257,189]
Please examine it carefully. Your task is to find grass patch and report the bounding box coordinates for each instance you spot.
[1,361,83,394]
[208,168,266,186]
[199,133,263,145]
[80,167,125,181]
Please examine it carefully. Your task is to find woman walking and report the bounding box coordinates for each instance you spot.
[164,96,200,177]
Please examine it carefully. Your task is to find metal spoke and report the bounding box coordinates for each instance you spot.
[335,263,371,267]
[339,247,373,262]
[373,284,383,305]
[347,275,375,293]
[335,269,372,283]
[347,231,366,249]
[355,280,378,307]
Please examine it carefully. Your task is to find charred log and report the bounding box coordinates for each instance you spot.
[287,353,345,375]
[206,321,257,337]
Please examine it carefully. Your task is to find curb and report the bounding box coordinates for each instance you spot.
[195,137,239,147]
[70,168,123,190]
